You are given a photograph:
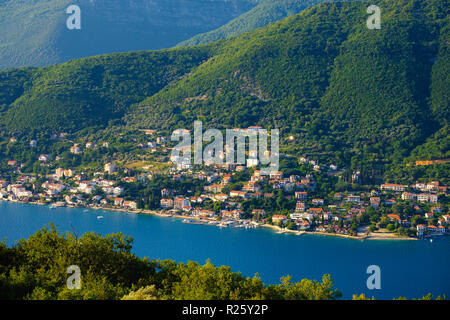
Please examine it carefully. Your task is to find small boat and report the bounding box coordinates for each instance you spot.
[430,238,433,243]
[97,215,104,219]
[83,209,89,213]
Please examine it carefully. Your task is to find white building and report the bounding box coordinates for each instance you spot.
[104,163,116,174]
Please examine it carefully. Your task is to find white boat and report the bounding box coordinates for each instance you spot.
[97,215,104,219]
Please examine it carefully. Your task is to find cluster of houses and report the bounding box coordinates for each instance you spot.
[0,162,140,211]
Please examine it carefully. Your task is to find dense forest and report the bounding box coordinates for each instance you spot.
[0,225,342,300]
[0,0,258,69]
[0,0,448,180]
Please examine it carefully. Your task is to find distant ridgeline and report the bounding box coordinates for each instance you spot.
[0,0,448,177]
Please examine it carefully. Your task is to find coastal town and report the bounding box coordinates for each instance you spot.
[0,129,448,240]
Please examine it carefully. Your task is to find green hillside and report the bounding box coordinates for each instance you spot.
[130,2,361,131]
[177,0,341,47]
[430,20,450,125]
[319,0,446,162]
[0,0,257,69]
[0,0,448,173]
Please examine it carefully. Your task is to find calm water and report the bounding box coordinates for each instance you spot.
[0,201,449,299]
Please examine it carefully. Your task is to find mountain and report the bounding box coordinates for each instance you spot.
[177,0,345,47]
[0,0,448,172]
[0,0,259,69]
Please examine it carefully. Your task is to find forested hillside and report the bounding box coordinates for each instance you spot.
[0,0,258,69]
[0,225,341,300]
[0,0,448,175]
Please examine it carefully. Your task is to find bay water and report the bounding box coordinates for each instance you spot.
[0,201,448,299]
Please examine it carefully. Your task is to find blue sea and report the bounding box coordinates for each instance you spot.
[0,201,449,299]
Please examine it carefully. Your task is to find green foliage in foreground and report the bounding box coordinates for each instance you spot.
[0,225,341,300]
[0,0,448,181]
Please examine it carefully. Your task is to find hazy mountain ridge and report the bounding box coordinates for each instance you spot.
[0,0,259,69]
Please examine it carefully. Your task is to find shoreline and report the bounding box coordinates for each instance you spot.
[260,223,418,240]
[2,199,420,241]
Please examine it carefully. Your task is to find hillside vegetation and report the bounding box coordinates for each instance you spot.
[127,0,449,168]
[0,225,341,300]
